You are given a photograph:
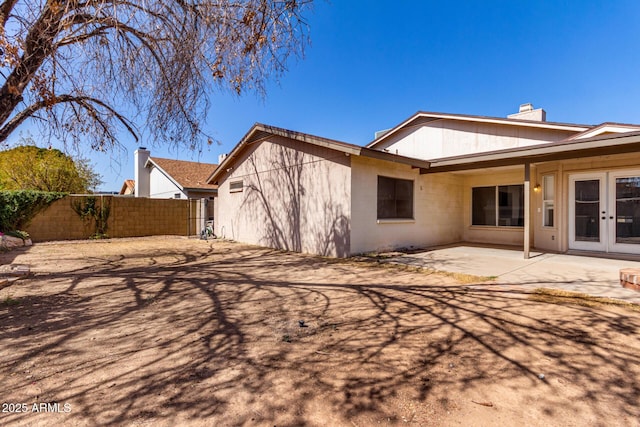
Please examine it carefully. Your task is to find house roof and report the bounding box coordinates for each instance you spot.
[146,157,218,191]
[563,122,640,141]
[119,179,135,195]
[207,123,432,183]
[366,111,593,149]
[423,130,640,173]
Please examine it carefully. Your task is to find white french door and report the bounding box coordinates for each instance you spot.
[569,173,607,251]
[569,170,640,254]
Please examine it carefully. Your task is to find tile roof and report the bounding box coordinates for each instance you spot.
[148,157,218,190]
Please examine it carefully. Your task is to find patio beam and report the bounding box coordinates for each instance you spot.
[524,162,531,259]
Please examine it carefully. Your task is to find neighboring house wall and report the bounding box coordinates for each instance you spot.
[350,156,464,254]
[215,136,352,257]
[149,167,187,199]
[375,121,576,160]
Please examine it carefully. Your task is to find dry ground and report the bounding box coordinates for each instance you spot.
[0,236,639,426]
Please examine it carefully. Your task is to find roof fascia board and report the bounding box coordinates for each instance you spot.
[360,147,431,169]
[426,132,640,172]
[567,123,640,141]
[183,187,218,193]
[426,142,640,174]
[207,124,431,183]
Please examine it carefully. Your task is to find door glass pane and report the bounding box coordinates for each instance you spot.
[543,201,554,227]
[543,175,554,200]
[616,177,640,244]
[575,180,600,242]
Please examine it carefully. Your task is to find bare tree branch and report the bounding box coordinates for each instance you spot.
[0,0,18,29]
[0,94,137,144]
[0,0,312,151]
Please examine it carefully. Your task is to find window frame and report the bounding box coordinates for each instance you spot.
[471,183,525,228]
[542,174,555,228]
[229,180,244,193]
[376,175,415,220]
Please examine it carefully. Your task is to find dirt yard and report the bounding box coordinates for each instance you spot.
[1,237,639,426]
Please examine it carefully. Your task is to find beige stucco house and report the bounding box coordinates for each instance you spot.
[208,104,640,258]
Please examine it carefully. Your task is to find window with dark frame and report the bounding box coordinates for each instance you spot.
[229,180,244,193]
[472,185,524,227]
[377,176,414,219]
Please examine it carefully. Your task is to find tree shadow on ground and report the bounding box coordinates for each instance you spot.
[0,240,639,425]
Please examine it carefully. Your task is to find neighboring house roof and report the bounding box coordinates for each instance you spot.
[146,157,218,191]
[206,123,433,184]
[366,111,593,149]
[119,179,135,195]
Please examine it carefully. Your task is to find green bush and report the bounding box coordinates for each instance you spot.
[5,230,29,240]
[0,190,66,231]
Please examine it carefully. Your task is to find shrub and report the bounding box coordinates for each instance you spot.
[72,195,111,239]
[0,191,66,232]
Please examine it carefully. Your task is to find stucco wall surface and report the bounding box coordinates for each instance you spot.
[350,156,464,254]
[215,137,352,257]
[376,121,575,161]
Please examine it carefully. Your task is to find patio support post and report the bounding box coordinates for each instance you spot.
[524,162,531,259]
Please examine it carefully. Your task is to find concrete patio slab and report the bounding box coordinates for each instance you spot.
[385,246,640,304]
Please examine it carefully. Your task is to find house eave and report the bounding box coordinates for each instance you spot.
[424,131,640,173]
[207,124,431,184]
[182,187,218,193]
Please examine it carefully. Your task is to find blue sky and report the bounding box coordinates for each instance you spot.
[11,1,640,191]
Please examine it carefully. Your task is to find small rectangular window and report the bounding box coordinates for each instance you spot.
[377,176,414,219]
[229,180,243,193]
[174,193,181,199]
[543,175,554,227]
